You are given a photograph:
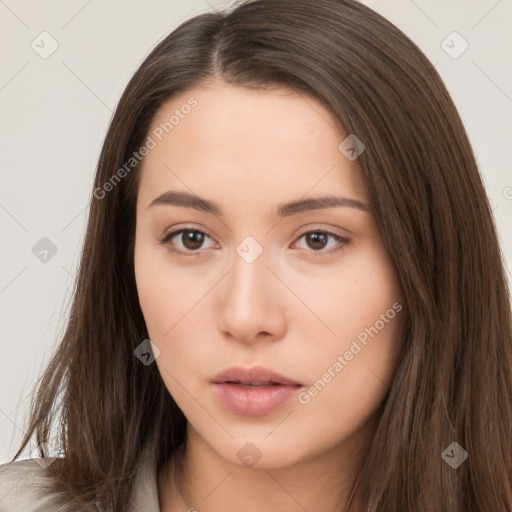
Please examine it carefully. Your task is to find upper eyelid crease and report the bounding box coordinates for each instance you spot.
[146,191,370,216]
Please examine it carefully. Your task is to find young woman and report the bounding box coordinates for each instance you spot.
[1,0,511,510]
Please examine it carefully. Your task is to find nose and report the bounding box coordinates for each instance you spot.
[216,245,287,345]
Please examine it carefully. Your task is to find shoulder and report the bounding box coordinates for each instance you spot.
[1,451,160,512]
[0,457,59,512]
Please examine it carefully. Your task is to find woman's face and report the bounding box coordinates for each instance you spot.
[134,81,405,468]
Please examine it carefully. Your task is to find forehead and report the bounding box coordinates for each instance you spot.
[136,82,368,212]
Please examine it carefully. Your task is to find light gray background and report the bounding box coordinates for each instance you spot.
[1,0,511,464]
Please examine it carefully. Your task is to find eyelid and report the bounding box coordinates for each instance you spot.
[293,223,349,239]
[160,223,215,241]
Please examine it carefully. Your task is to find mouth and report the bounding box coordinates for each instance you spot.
[210,366,303,416]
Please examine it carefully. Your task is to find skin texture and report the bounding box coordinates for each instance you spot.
[134,81,405,512]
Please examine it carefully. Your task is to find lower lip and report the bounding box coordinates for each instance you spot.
[211,382,302,416]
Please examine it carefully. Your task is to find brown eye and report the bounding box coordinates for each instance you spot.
[294,230,349,254]
[305,232,329,250]
[181,230,205,250]
[159,228,216,255]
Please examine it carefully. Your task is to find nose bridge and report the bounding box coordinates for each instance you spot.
[216,234,284,341]
[227,236,270,310]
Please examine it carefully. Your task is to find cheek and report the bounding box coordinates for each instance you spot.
[134,240,170,336]
[335,247,402,342]
[297,244,404,425]
[134,232,202,337]
[134,237,215,391]
[291,241,403,358]
[296,317,402,457]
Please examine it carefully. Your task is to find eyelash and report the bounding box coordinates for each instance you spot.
[158,227,350,257]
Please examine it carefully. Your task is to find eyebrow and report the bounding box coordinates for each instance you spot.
[146,191,370,216]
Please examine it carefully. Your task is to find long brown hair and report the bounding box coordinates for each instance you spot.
[12,0,512,510]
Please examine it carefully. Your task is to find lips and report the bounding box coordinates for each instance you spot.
[211,365,302,387]
[211,365,303,416]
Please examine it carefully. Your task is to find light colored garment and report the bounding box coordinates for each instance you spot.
[0,451,160,512]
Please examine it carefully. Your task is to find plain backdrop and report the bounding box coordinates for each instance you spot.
[1,0,511,464]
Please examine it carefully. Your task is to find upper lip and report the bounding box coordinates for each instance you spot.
[211,365,302,386]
